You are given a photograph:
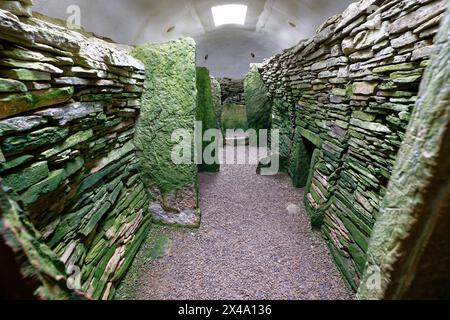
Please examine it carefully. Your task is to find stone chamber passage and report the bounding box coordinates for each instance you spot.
[0,0,449,300]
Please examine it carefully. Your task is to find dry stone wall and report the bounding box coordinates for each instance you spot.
[0,7,149,299]
[359,7,450,299]
[217,78,245,106]
[258,0,448,290]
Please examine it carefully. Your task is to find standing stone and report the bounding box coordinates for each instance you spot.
[244,65,272,133]
[210,76,222,132]
[132,38,200,224]
[221,104,248,130]
[196,67,220,173]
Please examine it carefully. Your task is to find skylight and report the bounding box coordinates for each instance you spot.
[211,4,248,27]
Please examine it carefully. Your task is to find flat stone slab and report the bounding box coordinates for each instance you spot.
[149,202,200,228]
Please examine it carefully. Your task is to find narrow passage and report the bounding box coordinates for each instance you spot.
[119,146,352,300]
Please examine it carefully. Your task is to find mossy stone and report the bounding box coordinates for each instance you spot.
[2,127,69,155]
[39,129,93,159]
[21,169,66,205]
[244,65,271,131]
[132,38,199,197]
[0,86,74,120]
[2,161,49,192]
[0,78,27,93]
[221,103,248,130]
[196,67,220,173]
[148,235,172,259]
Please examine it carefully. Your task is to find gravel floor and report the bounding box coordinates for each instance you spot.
[135,146,353,300]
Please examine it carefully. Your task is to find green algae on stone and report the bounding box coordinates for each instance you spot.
[63,156,85,179]
[196,67,220,173]
[148,235,172,259]
[2,161,49,192]
[0,154,33,174]
[348,243,366,275]
[39,129,93,159]
[21,169,66,205]
[49,204,94,248]
[114,223,162,300]
[288,136,314,188]
[0,58,63,74]
[2,127,69,155]
[0,69,52,81]
[298,127,322,148]
[132,38,199,206]
[210,76,222,131]
[0,86,74,120]
[0,68,52,81]
[111,218,151,283]
[0,188,87,300]
[244,65,271,131]
[221,103,248,130]
[0,78,27,93]
[325,237,358,291]
[372,63,416,74]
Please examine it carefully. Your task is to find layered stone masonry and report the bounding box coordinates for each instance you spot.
[217,78,248,131]
[258,0,448,290]
[359,7,450,298]
[0,7,149,299]
[217,77,245,105]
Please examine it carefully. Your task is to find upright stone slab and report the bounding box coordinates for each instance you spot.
[221,104,248,131]
[272,98,294,172]
[244,65,271,131]
[196,67,220,173]
[132,38,200,226]
[210,76,222,132]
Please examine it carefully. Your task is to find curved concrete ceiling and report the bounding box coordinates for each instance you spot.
[32,0,354,78]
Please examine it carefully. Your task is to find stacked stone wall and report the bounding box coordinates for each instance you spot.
[217,78,245,105]
[0,7,149,299]
[258,0,448,290]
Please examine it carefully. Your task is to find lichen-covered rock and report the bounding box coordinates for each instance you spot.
[221,104,248,130]
[0,8,148,300]
[210,76,222,131]
[244,65,271,131]
[149,202,200,228]
[256,0,447,291]
[132,38,199,214]
[0,86,74,120]
[358,6,450,300]
[196,67,220,173]
[0,77,27,92]
[0,115,47,136]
